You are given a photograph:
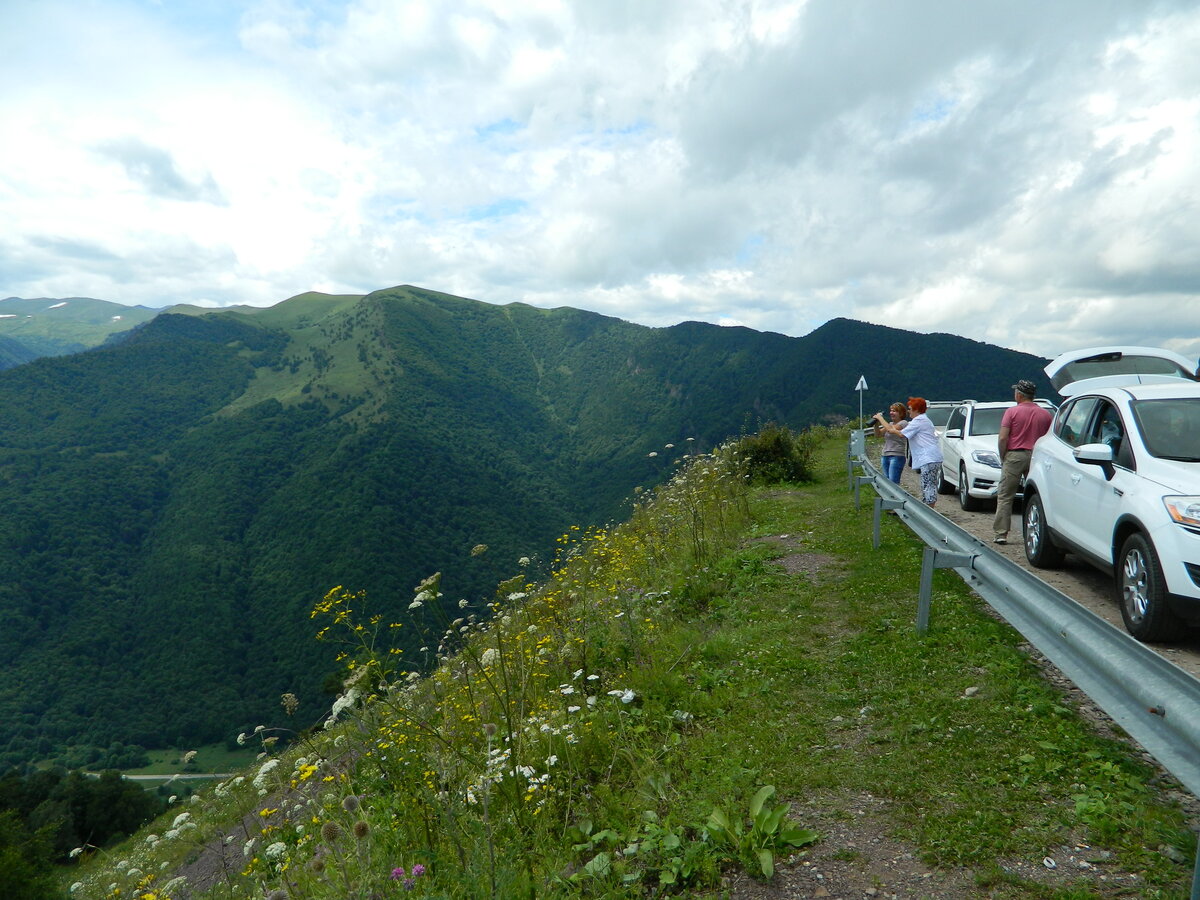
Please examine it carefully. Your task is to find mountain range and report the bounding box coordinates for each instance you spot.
[0,285,1051,770]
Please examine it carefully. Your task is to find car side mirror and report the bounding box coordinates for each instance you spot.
[944,428,962,439]
[1074,442,1115,480]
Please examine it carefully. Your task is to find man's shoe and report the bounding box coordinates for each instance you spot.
[993,535,1007,545]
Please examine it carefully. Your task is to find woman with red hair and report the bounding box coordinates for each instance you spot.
[873,397,943,506]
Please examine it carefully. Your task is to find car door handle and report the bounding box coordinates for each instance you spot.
[1112,487,1124,497]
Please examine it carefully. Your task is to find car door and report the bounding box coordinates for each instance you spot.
[1035,397,1100,537]
[1053,398,1132,561]
[940,406,968,486]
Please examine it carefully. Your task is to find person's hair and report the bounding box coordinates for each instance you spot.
[907,397,927,414]
[889,402,907,417]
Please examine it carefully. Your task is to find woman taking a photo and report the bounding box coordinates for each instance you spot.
[874,397,942,506]
[874,402,909,484]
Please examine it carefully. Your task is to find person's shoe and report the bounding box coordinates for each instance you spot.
[993,534,1007,544]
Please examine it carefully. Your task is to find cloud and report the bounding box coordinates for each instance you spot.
[1,0,1199,360]
[95,138,226,204]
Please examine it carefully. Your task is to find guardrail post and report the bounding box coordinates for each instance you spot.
[853,476,874,510]
[917,548,977,634]
[873,497,907,548]
[1191,837,1198,900]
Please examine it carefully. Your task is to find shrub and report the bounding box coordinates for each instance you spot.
[735,423,816,484]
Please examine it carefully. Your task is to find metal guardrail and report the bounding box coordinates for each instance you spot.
[848,438,1200,896]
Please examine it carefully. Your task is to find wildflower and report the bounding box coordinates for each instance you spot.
[281,692,300,716]
[412,864,426,876]
[253,759,280,789]
[391,866,406,880]
[547,755,558,766]
[354,820,370,839]
[408,597,424,610]
[69,847,83,858]
[182,750,197,765]
[267,891,288,900]
[480,647,499,666]
[236,732,247,746]
[342,795,361,813]
[483,722,497,738]
[321,821,343,842]
[264,841,287,860]
[458,598,469,608]
[471,543,488,556]
[648,451,658,457]
[608,688,636,703]
[568,705,581,713]
[69,883,83,893]
[172,812,191,828]
[559,685,575,695]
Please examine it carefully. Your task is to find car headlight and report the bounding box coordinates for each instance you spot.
[971,450,1001,468]
[1163,496,1200,532]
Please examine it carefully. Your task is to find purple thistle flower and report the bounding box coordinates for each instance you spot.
[404,878,416,890]
[391,866,405,880]
[411,864,426,877]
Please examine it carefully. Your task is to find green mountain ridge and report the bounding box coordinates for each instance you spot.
[0,285,1050,770]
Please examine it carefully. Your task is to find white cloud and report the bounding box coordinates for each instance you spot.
[2,0,1199,359]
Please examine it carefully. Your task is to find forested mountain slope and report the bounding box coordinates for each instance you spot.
[0,285,1049,769]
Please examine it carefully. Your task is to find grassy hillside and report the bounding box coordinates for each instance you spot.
[0,287,1056,773]
[57,430,1196,900]
[0,296,159,360]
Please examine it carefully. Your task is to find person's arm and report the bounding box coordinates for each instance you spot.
[997,424,1011,459]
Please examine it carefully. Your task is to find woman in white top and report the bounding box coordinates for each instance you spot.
[873,397,943,506]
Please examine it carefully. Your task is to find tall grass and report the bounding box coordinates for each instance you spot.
[67,436,808,899]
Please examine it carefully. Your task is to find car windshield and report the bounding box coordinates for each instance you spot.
[968,408,1006,436]
[926,407,953,427]
[1131,398,1200,461]
[1051,352,1194,392]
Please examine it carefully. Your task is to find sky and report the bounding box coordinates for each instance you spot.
[3,0,1200,361]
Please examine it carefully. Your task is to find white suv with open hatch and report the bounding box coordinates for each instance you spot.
[1021,346,1200,641]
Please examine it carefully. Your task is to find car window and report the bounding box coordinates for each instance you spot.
[946,407,966,433]
[1090,401,1133,468]
[967,407,1006,436]
[1131,398,1200,461]
[926,406,953,428]
[1057,397,1100,448]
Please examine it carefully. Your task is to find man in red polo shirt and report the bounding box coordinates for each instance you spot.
[993,379,1053,544]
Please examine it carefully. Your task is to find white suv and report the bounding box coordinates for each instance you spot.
[1022,346,1200,641]
[938,399,1056,511]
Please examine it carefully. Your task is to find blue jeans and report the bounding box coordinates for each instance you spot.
[882,454,905,484]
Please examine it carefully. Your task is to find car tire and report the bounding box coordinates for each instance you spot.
[1117,533,1188,642]
[937,464,954,494]
[958,464,983,511]
[1023,492,1064,568]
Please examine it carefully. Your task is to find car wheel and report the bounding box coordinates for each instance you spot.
[937,464,954,494]
[958,464,983,511]
[1117,533,1187,642]
[1022,492,1064,568]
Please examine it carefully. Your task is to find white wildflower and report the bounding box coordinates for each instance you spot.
[69,883,83,894]
[458,598,469,608]
[573,668,583,679]
[568,705,581,713]
[518,556,531,567]
[587,674,600,681]
[69,847,84,858]
[648,451,658,457]
[559,685,575,695]
[480,648,499,666]
[507,592,527,602]
[608,689,636,703]
[264,841,287,860]
[253,758,280,789]
[172,812,191,828]
[587,696,597,707]
[547,755,558,766]
[243,838,256,857]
